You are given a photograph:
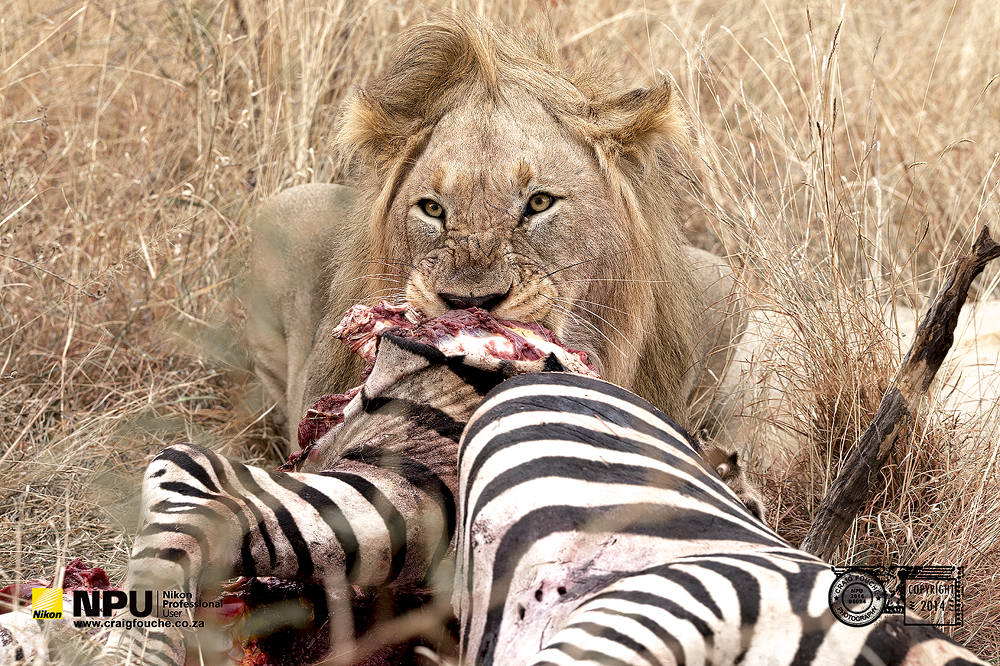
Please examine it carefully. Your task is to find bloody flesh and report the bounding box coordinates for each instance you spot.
[297,302,597,451]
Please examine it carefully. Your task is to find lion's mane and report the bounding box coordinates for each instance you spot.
[297,15,705,430]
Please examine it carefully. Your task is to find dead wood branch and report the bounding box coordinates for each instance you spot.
[801,225,1000,561]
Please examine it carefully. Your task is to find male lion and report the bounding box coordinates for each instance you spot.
[247,16,745,450]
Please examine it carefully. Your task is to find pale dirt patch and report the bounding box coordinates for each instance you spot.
[731,299,1000,469]
[891,300,1000,417]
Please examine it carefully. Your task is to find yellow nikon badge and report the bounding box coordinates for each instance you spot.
[31,588,63,620]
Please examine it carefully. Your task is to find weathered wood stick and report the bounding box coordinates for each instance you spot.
[801,225,1000,561]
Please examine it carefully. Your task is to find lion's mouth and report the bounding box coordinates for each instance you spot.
[293,300,598,453]
[333,300,597,378]
[404,263,558,330]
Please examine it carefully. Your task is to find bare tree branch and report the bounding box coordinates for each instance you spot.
[801,225,1000,561]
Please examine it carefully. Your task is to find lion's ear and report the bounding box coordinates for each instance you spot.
[587,78,691,168]
[336,90,420,169]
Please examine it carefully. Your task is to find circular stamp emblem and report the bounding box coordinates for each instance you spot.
[829,569,886,626]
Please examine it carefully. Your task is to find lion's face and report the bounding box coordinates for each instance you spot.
[337,16,693,391]
[391,101,629,370]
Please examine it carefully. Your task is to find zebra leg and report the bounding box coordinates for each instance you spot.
[103,443,454,666]
[522,550,857,666]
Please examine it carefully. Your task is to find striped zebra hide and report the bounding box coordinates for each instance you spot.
[454,373,987,666]
[1,309,978,666]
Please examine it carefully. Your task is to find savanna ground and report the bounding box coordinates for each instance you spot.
[2,0,999,662]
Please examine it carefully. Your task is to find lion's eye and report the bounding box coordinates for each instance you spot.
[527,193,554,214]
[419,199,445,219]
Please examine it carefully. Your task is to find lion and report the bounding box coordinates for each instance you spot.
[246,16,746,453]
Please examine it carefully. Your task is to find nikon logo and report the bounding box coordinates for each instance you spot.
[31,588,63,620]
[73,590,153,617]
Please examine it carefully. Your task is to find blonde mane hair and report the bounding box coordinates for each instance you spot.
[323,15,701,424]
[338,15,691,213]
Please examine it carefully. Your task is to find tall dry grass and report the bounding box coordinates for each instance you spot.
[1,0,998,661]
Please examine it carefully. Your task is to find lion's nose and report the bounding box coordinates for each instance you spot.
[438,290,508,311]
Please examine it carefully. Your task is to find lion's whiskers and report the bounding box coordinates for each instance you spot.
[543,297,632,359]
[364,287,406,301]
[548,294,629,317]
[330,271,405,291]
[546,295,639,355]
[558,277,676,285]
[543,299,603,339]
[364,257,415,273]
[542,245,652,279]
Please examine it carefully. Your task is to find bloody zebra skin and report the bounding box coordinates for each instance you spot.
[101,335,478,665]
[98,320,766,665]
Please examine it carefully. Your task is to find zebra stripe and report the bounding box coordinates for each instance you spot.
[100,337,986,666]
[102,334,502,665]
[455,372,986,666]
[103,443,454,666]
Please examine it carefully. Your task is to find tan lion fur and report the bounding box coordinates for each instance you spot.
[247,16,746,452]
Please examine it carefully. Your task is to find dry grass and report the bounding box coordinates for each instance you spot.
[1,0,998,661]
